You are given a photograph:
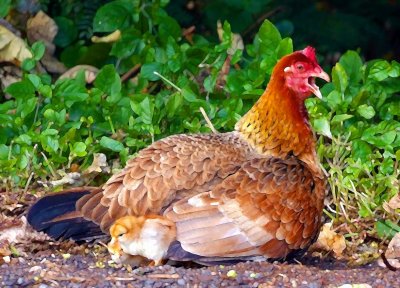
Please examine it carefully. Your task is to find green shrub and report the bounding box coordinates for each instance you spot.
[0,0,399,241]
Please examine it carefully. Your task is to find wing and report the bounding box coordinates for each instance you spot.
[164,156,326,260]
[76,132,254,231]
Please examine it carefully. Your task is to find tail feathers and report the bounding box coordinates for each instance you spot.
[27,187,105,241]
[166,241,266,266]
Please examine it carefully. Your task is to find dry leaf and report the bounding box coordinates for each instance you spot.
[38,172,82,187]
[59,65,99,84]
[216,20,243,55]
[0,65,23,97]
[383,193,400,213]
[27,11,57,54]
[91,30,121,43]
[0,25,32,65]
[27,11,67,74]
[385,232,400,259]
[0,216,27,243]
[378,232,400,270]
[84,153,110,174]
[313,222,346,257]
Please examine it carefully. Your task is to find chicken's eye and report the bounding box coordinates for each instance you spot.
[296,64,304,71]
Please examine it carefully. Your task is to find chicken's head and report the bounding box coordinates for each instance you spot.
[280,46,330,100]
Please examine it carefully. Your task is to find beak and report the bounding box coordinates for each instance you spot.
[308,70,330,99]
[317,70,330,83]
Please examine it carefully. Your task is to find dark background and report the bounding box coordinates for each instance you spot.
[33,0,400,63]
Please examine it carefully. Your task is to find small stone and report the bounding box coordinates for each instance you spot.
[177,279,186,286]
[17,278,24,285]
[227,270,237,278]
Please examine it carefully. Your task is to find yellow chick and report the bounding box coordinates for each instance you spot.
[108,215,176,266]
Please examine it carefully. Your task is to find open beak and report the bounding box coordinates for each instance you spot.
[307,70,330,99]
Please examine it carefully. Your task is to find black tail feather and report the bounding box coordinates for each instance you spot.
[27,187,105,241]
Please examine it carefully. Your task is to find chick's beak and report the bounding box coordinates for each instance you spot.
[308,70,330,99]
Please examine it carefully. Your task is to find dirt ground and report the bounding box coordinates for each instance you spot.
[0,189,398,288]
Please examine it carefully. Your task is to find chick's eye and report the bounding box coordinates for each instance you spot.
[118,233,125,237]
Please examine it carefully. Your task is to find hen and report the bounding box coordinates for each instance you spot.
[28,46,330,263]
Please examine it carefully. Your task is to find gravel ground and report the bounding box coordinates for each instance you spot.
[1,190,399,288]
[0,248,398,288]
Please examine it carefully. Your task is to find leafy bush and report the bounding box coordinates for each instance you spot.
[307,52,400,235]
[0,0,399,243]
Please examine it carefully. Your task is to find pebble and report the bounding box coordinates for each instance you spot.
[177,279,185,286]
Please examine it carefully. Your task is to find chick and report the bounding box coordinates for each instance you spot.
[108,215,176,266]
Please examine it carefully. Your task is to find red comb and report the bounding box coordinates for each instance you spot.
[302,46,317,64]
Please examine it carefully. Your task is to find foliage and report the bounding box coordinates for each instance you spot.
[0,0,399,245]
[307,52,400,236]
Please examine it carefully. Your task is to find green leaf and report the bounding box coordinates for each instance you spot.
[5,79,35,99]
[339,50,363,82]
[332,63,348,94]
[313,118,332,138]
[27,74,41,88]
[94,65,121,97]
[71,142,87,157]
[0,0,11,18]
[380,157,394,174]
[276,37,293,58]
[15,134,32,145]
[351,140,372,162]
[361,121,400,148]
[93,1,132,32]
[141,63,163,81]
[31,41,46,61]
[39,85,52,98]
[54,78,88,108]
[40,135,59,153]
[21,58,36,71]
[158,15,181,42]
[331,114,353,123]
[254,19,282,58]
[17,98,37,118]
[54,17,78,47]
[357,104,375,119]
[0,144,8,159]
[325,90,342,110]
[181,88,199,103]
[368,60,391,81]
[100,136,124,152]
[18,153,29,170]
[130,96,154,125]
[376,220,400,239]
[166,92,183,118]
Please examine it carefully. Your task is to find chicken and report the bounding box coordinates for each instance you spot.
[27,46,330,264]
[107,215,176,266]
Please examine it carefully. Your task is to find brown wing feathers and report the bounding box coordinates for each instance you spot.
[165,156,324,260]
[76,132,252,232]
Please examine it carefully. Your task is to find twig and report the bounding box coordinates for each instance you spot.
[23,172,34,194]
[381,253,397,271]
[106,276,142,281]
[121,64,141,82]
[40,152,57,178]
[153,71,181,92]
[147,274,180,279]
[153,71,218,134]
[199,107,217,133]
[242,7,283,37]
